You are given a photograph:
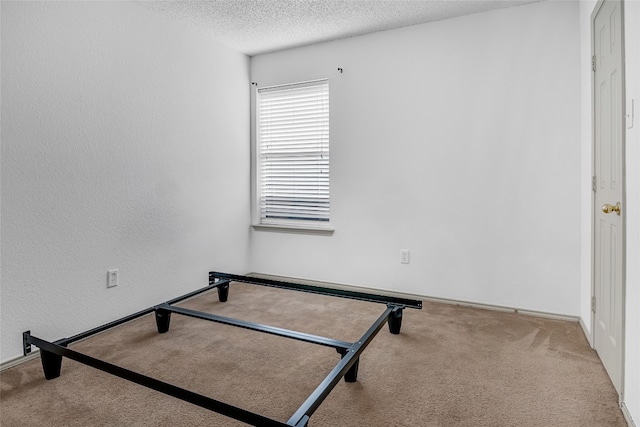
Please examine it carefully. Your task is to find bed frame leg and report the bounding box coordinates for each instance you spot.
[336,348,359,382]
[388,306,403,335]
[217,283,230,302]
[344,358,359,382]
[40,350,63,380]
[155,308,172,333]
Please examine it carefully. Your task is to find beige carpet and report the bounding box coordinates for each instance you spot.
[0,282,626,426]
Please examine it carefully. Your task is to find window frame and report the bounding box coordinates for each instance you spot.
[253,79,333,235]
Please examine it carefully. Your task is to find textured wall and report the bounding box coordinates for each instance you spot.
[250,1,582,316]
[1,1,250,362]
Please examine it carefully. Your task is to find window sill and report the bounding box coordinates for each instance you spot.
[252,223,335,235]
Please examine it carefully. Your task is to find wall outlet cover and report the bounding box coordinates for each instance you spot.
[107,269,118,288]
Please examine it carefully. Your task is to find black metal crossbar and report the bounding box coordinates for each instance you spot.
[157,304,353,350]
[23,272,422,426]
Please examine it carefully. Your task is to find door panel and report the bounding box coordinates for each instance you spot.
[593,0,624,394]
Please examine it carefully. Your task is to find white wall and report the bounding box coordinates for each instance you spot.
[250,1,582,316]
[0,1,250,362]
[579,0,638,423]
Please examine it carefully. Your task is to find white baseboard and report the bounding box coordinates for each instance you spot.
[0,350,40,372]
[246,272,580,323]
[622,401,637,427]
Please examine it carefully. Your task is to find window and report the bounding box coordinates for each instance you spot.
[256,79,331,231]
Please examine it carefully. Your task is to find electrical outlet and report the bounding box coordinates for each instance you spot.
[107,269,118,288]
[400,250,410,264]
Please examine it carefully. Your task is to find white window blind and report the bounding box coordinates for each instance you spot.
[257,80,329,225]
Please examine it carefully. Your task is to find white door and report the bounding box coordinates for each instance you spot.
[592,0,625,395]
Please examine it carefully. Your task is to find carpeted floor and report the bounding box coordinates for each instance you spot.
[0,281,626,426]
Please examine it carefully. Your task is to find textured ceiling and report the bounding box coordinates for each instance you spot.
[141,0,542,56]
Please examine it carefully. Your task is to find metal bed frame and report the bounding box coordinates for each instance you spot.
[23,272,422,427]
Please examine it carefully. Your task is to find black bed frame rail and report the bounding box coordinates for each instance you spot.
[210,272,423,309]
[23,272,422,427]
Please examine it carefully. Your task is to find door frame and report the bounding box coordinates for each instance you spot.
[590,0,627,400]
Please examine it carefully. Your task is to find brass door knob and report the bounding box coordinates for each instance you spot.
[601,202,621,215]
